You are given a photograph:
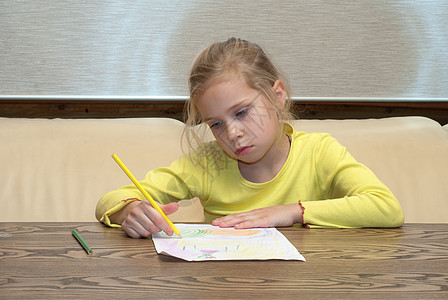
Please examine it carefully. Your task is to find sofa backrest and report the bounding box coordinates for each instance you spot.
[0,118,191,222]
[293,117,448,224]
[1,116,447,223]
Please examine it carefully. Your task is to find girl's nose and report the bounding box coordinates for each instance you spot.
[226,121,243,141]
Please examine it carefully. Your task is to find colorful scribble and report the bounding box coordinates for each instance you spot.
[152,224,305,262]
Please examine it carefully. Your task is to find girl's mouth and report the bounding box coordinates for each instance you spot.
[235,146,253,156]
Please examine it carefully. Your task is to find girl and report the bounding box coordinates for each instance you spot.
[96,38,403,238]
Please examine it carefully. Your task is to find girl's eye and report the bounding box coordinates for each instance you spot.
[210,121,223,129]
[235,108,248,118]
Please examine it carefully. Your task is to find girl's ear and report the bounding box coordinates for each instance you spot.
[272,80,287,109]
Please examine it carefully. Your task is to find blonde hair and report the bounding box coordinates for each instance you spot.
[183,37,294,153]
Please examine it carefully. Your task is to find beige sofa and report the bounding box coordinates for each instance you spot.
[1,116,447,224]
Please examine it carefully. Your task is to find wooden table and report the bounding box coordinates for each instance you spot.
[1,223,447,299]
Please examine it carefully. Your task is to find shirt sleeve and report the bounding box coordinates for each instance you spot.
[95,154,204,227]
[300,134,404,228]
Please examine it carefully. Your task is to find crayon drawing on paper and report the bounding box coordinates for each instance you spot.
[151,224,305,261]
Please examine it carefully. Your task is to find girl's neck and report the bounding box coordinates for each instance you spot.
[238,133,291,183]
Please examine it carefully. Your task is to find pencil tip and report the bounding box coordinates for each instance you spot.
[177,233,183,239]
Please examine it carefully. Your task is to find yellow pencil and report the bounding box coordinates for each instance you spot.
[111,153,182,238]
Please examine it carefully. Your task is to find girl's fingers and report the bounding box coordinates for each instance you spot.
[213,211,260,228]
[212,204,302,229]
[122,201,175,238]
[142,204,174,236]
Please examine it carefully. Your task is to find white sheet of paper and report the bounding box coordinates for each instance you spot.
[151,224,305,262]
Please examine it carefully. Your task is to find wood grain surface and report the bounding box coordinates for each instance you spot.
[1,100,447,126]
[0,223,447,299]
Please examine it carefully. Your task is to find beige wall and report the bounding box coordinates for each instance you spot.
[1,1,447,100]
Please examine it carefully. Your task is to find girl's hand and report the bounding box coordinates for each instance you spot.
[212,203,303,229]
[120,201,179,238]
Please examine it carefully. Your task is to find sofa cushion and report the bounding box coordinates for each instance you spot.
[1,116,447,224]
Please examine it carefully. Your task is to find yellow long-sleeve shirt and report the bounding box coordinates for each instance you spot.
[96,124,403,228]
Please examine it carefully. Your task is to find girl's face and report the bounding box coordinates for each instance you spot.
[196,77,287,166]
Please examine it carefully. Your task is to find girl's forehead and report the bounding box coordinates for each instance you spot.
[205,72,244,90]
[200,78,257,101]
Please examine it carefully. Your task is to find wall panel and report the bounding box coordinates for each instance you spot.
[1,1,447,100]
